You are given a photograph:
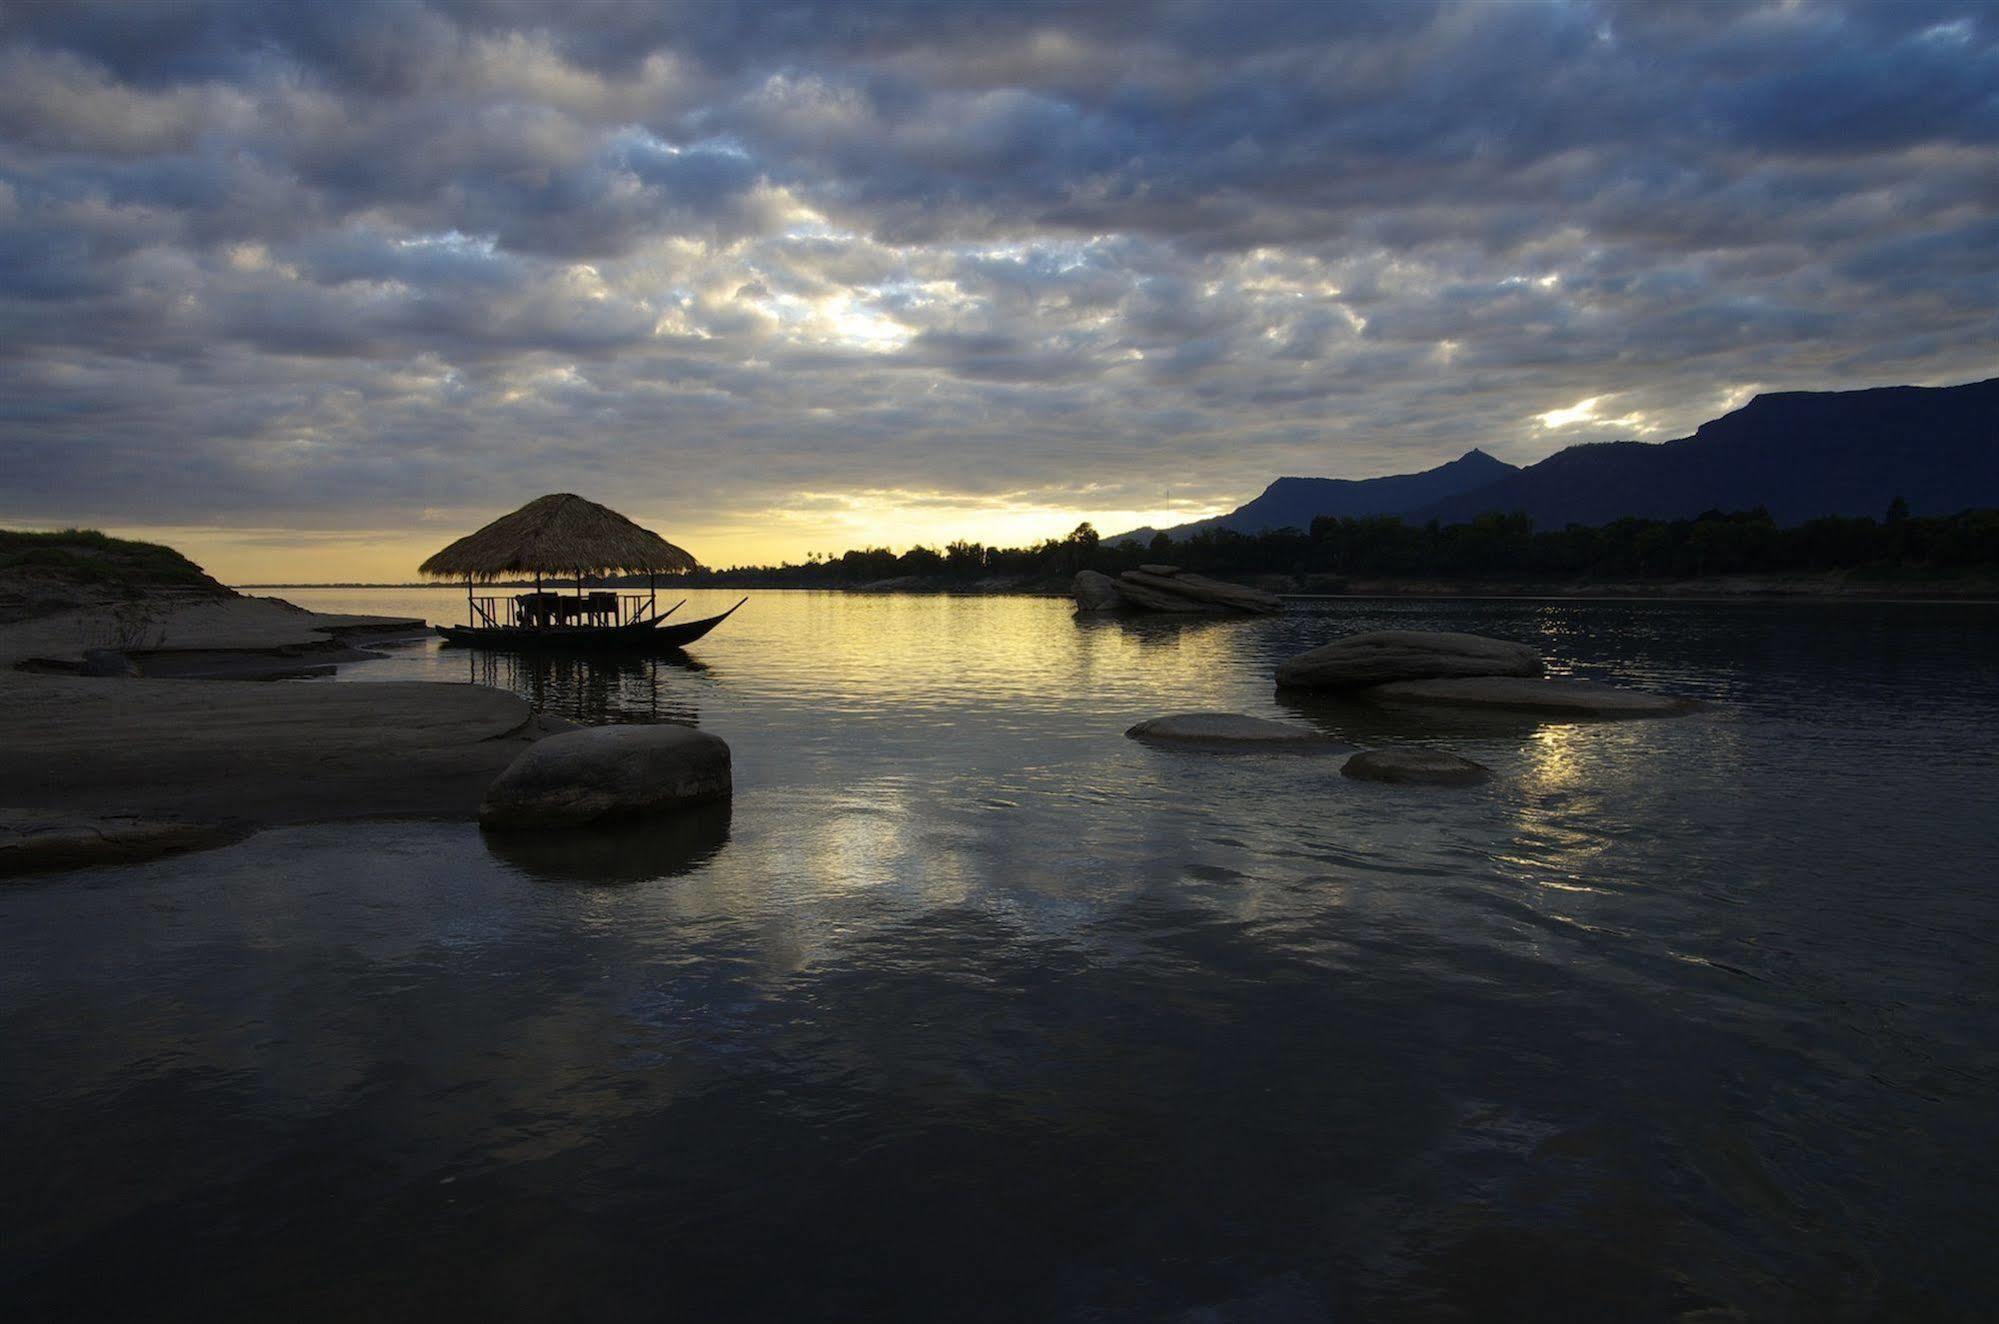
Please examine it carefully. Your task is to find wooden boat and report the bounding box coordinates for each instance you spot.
[420,494,740,653]
[437,598,746,652]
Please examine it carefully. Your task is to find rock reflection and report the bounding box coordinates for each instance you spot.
[483,800,732,884]
[460,648,707,726]
[1069,611,1252,647]
[1275,687,1555,747]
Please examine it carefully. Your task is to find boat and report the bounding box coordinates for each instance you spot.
[418,494,745,652]
[435,598,747,651]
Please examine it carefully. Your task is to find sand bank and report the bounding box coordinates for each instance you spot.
[1,596,566,874]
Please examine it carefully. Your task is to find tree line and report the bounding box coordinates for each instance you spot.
[678,501,1999,588]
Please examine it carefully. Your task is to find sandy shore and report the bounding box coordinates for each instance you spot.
[0,595,566,873]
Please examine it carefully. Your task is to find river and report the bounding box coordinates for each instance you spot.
[3,589,1995,1320]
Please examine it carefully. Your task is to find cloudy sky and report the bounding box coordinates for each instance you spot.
[3,0,1995,579]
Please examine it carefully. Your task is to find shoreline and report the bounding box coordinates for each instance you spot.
[0,593,568,875]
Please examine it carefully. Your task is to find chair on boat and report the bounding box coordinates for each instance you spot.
[514,592,560,628]
[586,591,619,625]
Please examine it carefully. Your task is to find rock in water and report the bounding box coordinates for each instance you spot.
[1365,676,1698,717]
[1126,712,1348,750]
[1342,747,1490,786]
[479,724,732,829]
[1116,569,1283,614]
[0,809,240,875]
[1072,570,1125,611]
[1275,630,1542,690]
[1111,575,1231,613]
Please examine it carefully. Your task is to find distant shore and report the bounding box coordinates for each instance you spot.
[244,568,1999,601]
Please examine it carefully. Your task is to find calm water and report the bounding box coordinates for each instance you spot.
[4,589,1997,1321]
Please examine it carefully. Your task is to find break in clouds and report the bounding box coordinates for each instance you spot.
[2,0,1997,551]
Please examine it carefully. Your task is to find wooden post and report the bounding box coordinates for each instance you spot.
[465,575,473,627]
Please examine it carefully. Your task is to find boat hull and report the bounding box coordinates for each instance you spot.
[436,599,745,652]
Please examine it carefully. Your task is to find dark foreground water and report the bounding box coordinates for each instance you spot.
[5,591,1997,1321]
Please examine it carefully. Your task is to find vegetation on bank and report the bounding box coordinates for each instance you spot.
[0,529,226,594]
[672,502,1999,590]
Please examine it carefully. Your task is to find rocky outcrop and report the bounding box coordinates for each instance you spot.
[479,723,732,829]
[1364,676,1698,717]
[1074,564,1283,614]
[1126,712,1348,750]
[0,808,243,876]
[1341,747,1490,786]
[1072,570,1125,611]
[1275,630,1542,690]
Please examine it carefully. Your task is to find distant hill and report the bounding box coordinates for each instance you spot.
[1416,378,1999,528]
[1116,449,1516,543]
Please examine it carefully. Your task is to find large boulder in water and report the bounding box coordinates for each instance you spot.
[1072,570,1125,611]
[1114,566,1283,615]
[1342,746,1490,786]
[1126,712,1348,751]
[479,724,732,829]
[1275,630,1542,690]
[1365,676,1698,718]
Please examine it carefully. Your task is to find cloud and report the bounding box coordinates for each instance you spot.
[2,0,1996,567]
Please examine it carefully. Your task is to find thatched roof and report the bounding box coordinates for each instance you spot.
[419,494,700,581]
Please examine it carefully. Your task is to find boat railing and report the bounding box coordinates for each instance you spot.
[467,592,662,629]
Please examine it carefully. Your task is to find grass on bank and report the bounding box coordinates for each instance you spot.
[0,528,226,594]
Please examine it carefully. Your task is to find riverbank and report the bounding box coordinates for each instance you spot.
[0,593,568,875]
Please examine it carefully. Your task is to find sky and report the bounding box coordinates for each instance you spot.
[2,0,1996,581]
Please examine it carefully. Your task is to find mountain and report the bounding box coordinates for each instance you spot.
[1416,378,1999,528]
[1116,449,1516,543]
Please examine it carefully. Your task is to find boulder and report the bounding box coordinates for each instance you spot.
[1364,676,1698,718]
[1072,570,1126,611]
[0,809,241,876]
[1126,712,1349,751]
[1117,568,1283,614]
[479,724,732,830]
[1341,747,1490,786]
[1275,630,1542,690]
[1111,575,1232,613]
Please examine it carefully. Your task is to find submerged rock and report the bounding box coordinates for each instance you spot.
[1341,746,1490,786]
[1364,676,1698,717]
[479,724,732,829]
[0,808,241,876]
[1072,570,1125,612]
[1275,630,1542,690]
[1126,712,1348,750]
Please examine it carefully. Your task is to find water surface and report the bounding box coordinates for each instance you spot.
[4,590,1995,1320]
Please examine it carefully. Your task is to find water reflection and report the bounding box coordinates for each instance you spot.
[483,801,732,884]
[459,648,707,726]
[1275,687,1561,746]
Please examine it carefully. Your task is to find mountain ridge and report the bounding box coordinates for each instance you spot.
[1119,376,1999,543]
[1113,448,1516,543]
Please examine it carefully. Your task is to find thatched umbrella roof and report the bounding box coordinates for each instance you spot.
[419,493,700,581]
